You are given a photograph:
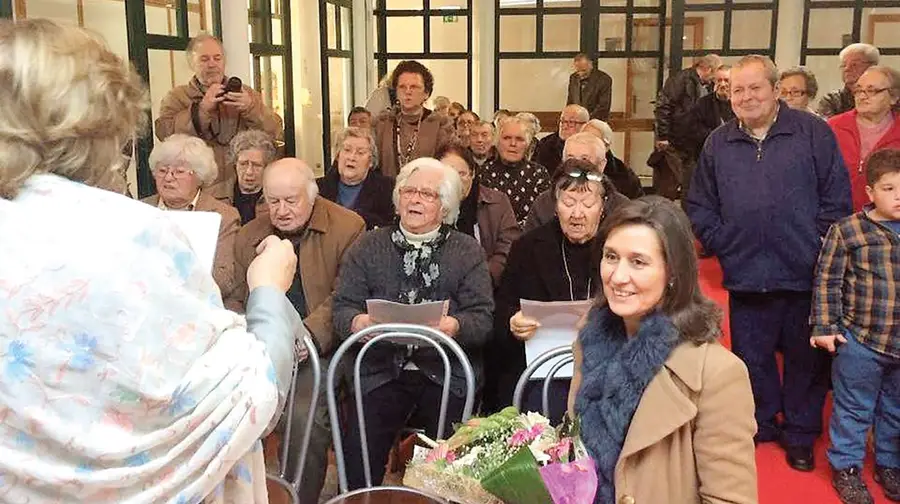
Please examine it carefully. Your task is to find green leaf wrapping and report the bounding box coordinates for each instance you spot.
[479,447,553,504]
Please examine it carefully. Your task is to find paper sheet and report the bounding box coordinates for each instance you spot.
[164,211,222,274]
[520,299,592,378]
[366,299,448,326]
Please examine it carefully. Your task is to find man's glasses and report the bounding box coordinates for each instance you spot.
[560,120,587,128]
[399,186,440,203]
[854,87,891,99]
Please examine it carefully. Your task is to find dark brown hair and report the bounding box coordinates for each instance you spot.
[390,60,435,95]
[594,196,722,344]
[867,148,900,186]
[435,141,478,178]
[347,106,371,122]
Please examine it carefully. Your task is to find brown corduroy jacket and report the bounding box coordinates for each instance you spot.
[373,108,454,177]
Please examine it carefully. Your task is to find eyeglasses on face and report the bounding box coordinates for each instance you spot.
[854,87,891,99]
[399,186,440,203]
[780,89,807,98]
[560,120,587,128]
[154,165,193,179]
[236,159,265,171]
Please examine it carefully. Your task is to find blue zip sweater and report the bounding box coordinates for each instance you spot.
[686,103,852,292]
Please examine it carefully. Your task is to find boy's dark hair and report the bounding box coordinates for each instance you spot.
[347,106,370,121]
[390,60,435,95]
[866,148,900,186]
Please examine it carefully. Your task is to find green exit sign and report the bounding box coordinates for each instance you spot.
[443,14,458,23]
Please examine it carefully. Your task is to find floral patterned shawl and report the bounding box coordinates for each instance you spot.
[0,174,279,503]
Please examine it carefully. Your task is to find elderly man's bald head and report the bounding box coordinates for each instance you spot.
[263,158,319,233]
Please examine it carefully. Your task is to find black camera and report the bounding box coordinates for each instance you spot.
[217,77,243,98]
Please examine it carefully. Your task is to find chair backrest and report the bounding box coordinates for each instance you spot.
[326,323,476,493]
[322,485,448,504]
[512,345,575,417]
[265,333,321,504]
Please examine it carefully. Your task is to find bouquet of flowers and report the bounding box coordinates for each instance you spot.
[403,407,597,504]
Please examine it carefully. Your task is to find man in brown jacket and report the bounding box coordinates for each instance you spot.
[155,34,283,202]
[234,157,365,504]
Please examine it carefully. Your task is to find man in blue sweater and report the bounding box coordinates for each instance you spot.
[686,55,852,472]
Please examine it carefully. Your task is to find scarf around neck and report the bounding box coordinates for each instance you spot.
[390,224,451,304]
[575,306,681,504]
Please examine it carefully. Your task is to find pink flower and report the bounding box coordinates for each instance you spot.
[529,424,545,438]
[425,443,456,463]
[508,428,531,447]
[546,438,572,463]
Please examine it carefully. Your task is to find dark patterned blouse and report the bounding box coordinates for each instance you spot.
[478,157,551,224]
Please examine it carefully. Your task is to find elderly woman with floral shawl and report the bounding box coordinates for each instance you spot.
[0,19,302,503]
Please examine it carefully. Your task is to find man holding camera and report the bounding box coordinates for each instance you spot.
[156,34,283,202]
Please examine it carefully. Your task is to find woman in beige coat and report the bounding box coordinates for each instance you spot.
[568,196,758,504]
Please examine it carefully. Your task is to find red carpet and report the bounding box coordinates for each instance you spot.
[697,257,892,504]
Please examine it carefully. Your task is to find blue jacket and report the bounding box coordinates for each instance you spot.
[686,103,852,292]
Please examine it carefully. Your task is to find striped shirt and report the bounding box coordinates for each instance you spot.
[810,210,900,357]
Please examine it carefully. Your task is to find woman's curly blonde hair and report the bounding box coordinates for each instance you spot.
[0,19,149,199]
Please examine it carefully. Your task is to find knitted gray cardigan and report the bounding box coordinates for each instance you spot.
[332,226,495,397]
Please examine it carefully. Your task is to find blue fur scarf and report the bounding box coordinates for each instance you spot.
[574,306,681,504]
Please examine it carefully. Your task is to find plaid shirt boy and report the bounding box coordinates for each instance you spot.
[810,209,900,357]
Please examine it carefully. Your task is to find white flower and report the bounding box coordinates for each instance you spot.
[451,446,483,468]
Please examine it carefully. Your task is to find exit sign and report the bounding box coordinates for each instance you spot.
[443,14,458,23]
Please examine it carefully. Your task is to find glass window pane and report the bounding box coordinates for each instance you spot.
[807,9,853,49]
[730,10,771,50]
[248,0,267,43]
[272,15,283,46]
[258,55,286,121]
[499,0,537,6]
[632,13,661,52]
[544,14,580,52]
[186,0,213,37]
[144,3,175,36]
[634,0,662,5]
[598,13,626,52]
[387,17,424,53]
[499,15,536,52]
[326,3,337,50]
[804,55,843,112]
[690,10,724,51]
[23,0,79,23]
[327,57,353,154]
[82,0,129,62]
[431,15,467,53]
[499,58,570,112]
[627,131,655,181]
[686,0,722,4]
[863,7,900,49]
[341,7,352,51]
[388,59,468,107]
[545,0,580,7]
[148,49,194,142]
[432,0,471,7]
[386,0,422,8]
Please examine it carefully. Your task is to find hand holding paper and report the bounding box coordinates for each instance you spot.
[520,299,592,378]
[510,310,541,341]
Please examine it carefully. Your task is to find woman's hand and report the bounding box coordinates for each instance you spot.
[247,236,296,293]
[510,311,540,340]
[351,313,376,334]
[436,316,460,338]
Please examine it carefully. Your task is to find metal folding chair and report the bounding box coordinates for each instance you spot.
[322,485,448,504]
[265,333,321,504]
[512,345,575,418]
[326,323,476,494]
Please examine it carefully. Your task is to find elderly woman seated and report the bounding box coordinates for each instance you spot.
[0,18,302,503]
[523,132,628,233]
[333,157,494,490]
[144,133,241,310]
[229,129,277,224]
[317,126,394,229]
[487,158,626,420]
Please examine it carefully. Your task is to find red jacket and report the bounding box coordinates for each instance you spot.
[829,110,900,211]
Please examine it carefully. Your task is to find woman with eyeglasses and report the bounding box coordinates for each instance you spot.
[779,66,820,115]
[229,129,277,224]
[145,134,242,310]
[486,158,622,420]
[829,65,900,211]
[332,157,494,490]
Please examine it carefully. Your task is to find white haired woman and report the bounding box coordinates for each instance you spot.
[333,157,494,490]
[479,115,551,224]
[144,133,242,310]
[316,126,394,229]
[228,129,277,224]
[0,19,303,503]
